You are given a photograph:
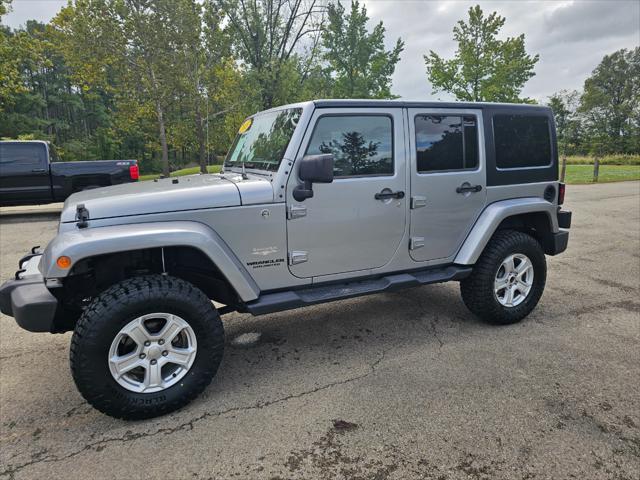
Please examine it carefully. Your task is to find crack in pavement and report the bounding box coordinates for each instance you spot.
[395,291,445,349]
[0,350,387,479]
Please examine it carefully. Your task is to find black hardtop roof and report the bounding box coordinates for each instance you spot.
[313,99,551,112]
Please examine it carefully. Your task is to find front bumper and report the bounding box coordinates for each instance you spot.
[0,254,58,333]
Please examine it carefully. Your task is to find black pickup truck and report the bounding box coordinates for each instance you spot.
[0,141,139,207]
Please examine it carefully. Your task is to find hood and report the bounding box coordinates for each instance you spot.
[60,173,274,223]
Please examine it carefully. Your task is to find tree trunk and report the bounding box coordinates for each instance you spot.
[155,100,170,177]
[195,100,207,174]
[148,66,170,177]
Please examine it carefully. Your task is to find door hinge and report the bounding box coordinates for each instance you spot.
[288,251,308,265]
[411,196,427,209]
[409,237,425,250]
[287,205,307,219]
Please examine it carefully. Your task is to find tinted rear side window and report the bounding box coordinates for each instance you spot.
[415,115,478,172]
[493,115,551,169]
[306,115,393,177]
[0,143,45,165]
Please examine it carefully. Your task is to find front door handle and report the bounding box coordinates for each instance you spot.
[31,168,46,173]
[456,184,482,194]
[375,190,405,200]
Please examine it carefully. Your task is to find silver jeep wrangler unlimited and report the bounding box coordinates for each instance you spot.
[0,100,571,419]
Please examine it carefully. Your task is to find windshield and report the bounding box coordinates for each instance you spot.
[224,108,302,172]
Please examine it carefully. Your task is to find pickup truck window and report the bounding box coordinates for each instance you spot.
[415,115,478,173]
[493,115,551,169]
[0,143,44,166]
[306,115,393,177]
[224,108,302,172]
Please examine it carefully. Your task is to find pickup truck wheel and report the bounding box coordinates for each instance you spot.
[460,230,546,325]
[70,275,224,419]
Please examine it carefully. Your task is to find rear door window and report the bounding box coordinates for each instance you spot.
[493,115,551,169]
[415,115,478,173]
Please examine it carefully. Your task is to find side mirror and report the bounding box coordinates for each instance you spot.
[293,154,334,201]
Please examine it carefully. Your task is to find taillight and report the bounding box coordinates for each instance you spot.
[558,182,565,205]
[129,164,139,181]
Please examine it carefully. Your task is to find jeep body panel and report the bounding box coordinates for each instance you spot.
[285,106,408,278]
[54,203,309,292]
[406,107,487,261]
[2,99,570,335]
[60,175,243,223]
[56,100,562,291]
[41,221,260,301]
[454,197,559,265]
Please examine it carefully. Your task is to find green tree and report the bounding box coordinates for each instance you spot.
[319,131,380,175]
[322,1,404,99]
[0,0,29,112]
[548,90,582,155]
[424,5,539,102]
[579,47,640,154]
[215,0,325,109]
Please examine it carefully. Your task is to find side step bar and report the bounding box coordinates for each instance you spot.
[245,265,472,316]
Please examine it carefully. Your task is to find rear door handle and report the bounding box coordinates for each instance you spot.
[31,168,46,173]
[456,184,482,194]
[375,190,405,200]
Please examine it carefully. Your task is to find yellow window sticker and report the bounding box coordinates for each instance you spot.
[238,118,253,134]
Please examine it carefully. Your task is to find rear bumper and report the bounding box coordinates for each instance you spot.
[545,230,569,256]
[0,255,58,333]
[543,208,571,256]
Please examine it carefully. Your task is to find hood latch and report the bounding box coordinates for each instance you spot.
[76,203,90,229]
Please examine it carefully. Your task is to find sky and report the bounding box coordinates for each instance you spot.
[3,0,639,103]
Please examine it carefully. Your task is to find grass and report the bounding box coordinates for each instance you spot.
[564,154,640,166]
[563,164,640,184]
[139,164,221,181]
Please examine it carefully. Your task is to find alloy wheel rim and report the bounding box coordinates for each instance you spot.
[108,313,197,393]
[494,253,534,308]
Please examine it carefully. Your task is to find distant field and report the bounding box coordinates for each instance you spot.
[140,164,221,181]
[564,154,640,165]
[564,165,640,184]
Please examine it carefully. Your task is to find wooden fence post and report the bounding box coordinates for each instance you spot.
[593,156,600,183]
[560,154,567,182]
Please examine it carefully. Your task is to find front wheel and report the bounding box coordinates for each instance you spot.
[460,230,546,325]
[70,275,224,419]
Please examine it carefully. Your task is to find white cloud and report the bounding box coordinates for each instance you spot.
[362,0,639,101]
[1,0,66,28]
[3,0,639,102]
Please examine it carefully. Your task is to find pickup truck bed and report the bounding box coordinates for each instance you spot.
[0,141,138,207]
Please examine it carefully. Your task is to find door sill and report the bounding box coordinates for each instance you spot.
[244,265,472,315]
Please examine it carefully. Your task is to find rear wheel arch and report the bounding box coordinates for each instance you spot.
[495,211,556,254]
[455,200,559,265]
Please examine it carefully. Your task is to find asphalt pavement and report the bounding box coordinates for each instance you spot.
[0,182,638,479]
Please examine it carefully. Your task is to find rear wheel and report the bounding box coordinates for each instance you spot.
[70,275,224,419]
[460,230,546,324]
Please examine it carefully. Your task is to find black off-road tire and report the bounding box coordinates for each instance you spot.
[460,230,546,325]
[70,275,224,420]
